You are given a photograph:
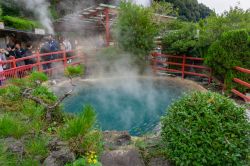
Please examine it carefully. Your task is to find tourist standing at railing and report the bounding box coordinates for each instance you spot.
[24,43,36,65]
[0,49,7,69]
[4,44,15,58]
[48,35,59,59]
[0,49,7,85]
[14,43,25,67]
[40,39,52,70]
[62,37,72,63]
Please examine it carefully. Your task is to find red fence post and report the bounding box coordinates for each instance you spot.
[9,56,17,78]
[36,52,42,72]
[182,55,186,79]
[9,56,16,68]
[104,8,110,46]
[208,68,212,84]
[63,50,67,69]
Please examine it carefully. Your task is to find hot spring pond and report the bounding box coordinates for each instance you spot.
[63,77,201,136]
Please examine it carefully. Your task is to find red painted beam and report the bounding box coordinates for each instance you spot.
[154,67,182,73]
[235,66,250,74]
[152,60,182,66]
[233,78,250,88]
[231,89,250,102]
[184,71,209,78]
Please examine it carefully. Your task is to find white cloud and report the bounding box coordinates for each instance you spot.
[198,0,250,14]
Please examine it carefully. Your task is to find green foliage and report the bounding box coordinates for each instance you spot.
[161,91,250,165]
[65,157,87,166]
[162,21,198,55]
[0,144,18,166]
[66,156,102,166]
[26,136,48,158]
[65,65,85,78]
[81,130,103,155]
[0,115,27,139]
[60,105,96,140]
[0,143,39,166]
[151,1,178,16]
[205,29,250,91]
[116,1,158,60]
[60,105,103,155]
[0,0,21,17]
[32,86,57,103]
[28,71,48,83]
[2,16,41,30]
[198,7,250,55]
[156,0,213,21]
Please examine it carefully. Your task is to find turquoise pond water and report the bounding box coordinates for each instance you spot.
[63,78,188,136]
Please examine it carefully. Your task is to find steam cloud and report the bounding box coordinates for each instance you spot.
[16,0,54,34]
[131,0,151,7]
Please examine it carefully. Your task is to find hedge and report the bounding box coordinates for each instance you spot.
[161,91,250,165]
[2,16,41,30]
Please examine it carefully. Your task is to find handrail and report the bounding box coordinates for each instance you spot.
[235,66,250,74]
[151,52,212,84]
[232,66,250,102]
[0,49,85,86]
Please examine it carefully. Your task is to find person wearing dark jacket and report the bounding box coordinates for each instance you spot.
[14,43,25,66]
[40,40,52,70]
[4,44,15,58]
[24,43,35,65]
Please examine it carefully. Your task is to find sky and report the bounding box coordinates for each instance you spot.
[198,0,250,14]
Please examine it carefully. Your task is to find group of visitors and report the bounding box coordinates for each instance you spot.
[0,35,76,85]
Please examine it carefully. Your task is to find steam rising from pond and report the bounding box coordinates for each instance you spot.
[131,0,151,7]
[15,0,54,34]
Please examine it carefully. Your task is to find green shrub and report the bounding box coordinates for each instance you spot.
[161,91,250,165]
[65,65,85,78]
[0,143,18,166]
[28,71,48,83]
[2,16,41,30]
[32,86,57,103]
[26,136,48,157]
[116,1,158,60]
[205,29,250,92]
[162,22,198,56]
[60,105,103,155]
[0,143,39,166]
[60,105,97,140]
[0,115,27,139]
[81,130,103,155]
[66,156,102,166]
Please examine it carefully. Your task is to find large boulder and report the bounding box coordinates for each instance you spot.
[43,138,75,166]
[103,131,131,150]
[43,148,75,166]
[148,157,172,166]
[101,149,145,166]
[4,137,25,155]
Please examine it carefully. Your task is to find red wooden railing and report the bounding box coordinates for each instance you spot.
[151,52,212,84]
[231,66,250,102]
[0,49,85,86]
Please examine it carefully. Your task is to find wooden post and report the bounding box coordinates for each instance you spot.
[37,52,42,72]
[63,50,67,68]
[182,55,186,79]
[9,56,17,78]
[9,56,16,68]
[104,8,110,46]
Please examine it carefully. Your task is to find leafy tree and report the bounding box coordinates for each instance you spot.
[116,1,158,61]
[198,7,250,55]
[161,91,250,165]
[2,16,41,30]
[155,0,213,21]
[162,20,198,55]
[151,1,178,16]
[205,29,250,92]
